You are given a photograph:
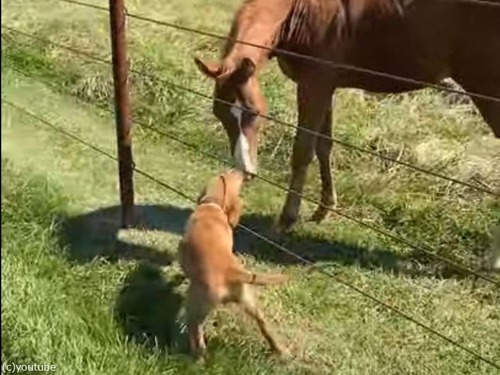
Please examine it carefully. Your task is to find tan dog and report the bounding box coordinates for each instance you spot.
[178,169,288,358]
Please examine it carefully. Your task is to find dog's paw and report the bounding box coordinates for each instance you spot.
[274,346,292,360]
[271,342,290,356]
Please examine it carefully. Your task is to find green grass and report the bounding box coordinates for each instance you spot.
[2,0,500,374]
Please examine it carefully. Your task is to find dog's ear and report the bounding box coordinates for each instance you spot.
[196,186,207,204]
[227,196,243,228]
[223,170,245,227]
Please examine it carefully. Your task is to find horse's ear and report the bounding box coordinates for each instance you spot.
[239,58,256,79]
[194,57,221,79]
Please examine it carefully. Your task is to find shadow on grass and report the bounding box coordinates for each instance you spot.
[57,203,493,354]
[114,262,188,353]
[234,213,409,272]
[57,203,422,276]
[57,204,187,266]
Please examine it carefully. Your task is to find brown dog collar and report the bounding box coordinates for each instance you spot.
[197,174,235,227]
[198,196,220,206]
[198,176,227,211]
[198,174,227,210]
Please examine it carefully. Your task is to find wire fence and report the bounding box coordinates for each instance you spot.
[2,25,498,199]
[2,0,500,370]
[438,0,500,7]
[2,97,499,371]
[3,23,500,287]
[5,55,500,288]
[61,0,500,104]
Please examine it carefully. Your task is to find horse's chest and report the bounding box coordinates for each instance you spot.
[276,57,301,82]
[276,55,333,83]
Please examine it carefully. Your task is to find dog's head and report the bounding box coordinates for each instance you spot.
[197,169,245,228]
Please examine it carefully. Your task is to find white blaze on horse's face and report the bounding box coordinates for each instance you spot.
[231,102,257,175]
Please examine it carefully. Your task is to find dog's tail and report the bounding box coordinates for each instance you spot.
[226,267,288,286]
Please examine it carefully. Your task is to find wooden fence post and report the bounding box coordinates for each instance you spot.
[109,0,135,228]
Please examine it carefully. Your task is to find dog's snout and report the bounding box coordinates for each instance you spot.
[232,167,255,182]
[244,172,256,182]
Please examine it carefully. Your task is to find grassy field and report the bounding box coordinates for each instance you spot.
[2,0,500,374]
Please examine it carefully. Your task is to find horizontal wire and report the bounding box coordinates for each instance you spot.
[437,0,500,6]
[3,25,497,197]
[8,62,499,287]
[109,119,500,287]
[156,80,500,197]
[60,0,500,104]
[5,49,499,287]
[3,96,499,370]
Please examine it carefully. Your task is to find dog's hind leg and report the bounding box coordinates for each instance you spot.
[185,284,213,358]
[238,285,288,356]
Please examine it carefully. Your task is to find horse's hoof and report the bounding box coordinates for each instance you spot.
[270,223,288,240]
[309,200,338,223]
[273,214,298,235]
[191,347,207,362]
[309,208,330,223]
[267,225,284,242]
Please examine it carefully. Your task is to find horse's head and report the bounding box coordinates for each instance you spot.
[194,56,267,177]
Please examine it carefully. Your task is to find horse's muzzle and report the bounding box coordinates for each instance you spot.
[233,133,257,176]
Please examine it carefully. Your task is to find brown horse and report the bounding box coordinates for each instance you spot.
[194,0,500,233]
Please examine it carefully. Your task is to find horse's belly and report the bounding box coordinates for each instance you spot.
[336,3,460,92]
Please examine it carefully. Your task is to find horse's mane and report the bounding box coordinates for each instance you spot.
[278,0,346,48]
[221,0,406,61]
[278,0,406,47]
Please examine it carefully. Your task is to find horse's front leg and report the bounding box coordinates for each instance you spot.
[311,93,337,223]
[275,82,333,234]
